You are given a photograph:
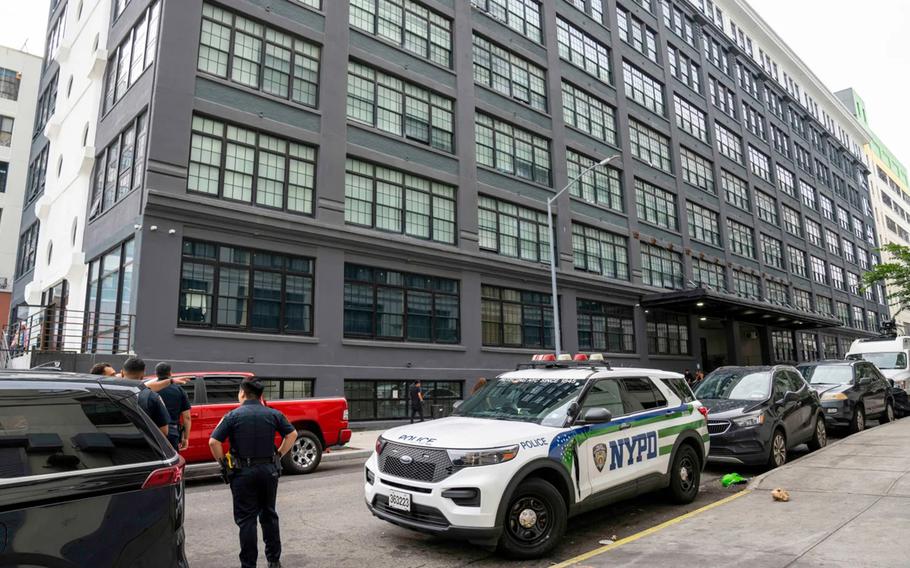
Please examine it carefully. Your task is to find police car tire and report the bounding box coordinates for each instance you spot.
[497,478,566,559]
[666,444,700,504]
[281,430,322,475]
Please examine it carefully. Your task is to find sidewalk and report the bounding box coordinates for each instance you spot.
[323,429,382,463]
[564,419,910,568]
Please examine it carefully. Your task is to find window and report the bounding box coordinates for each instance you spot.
[0,67,20,101]
[0,161,7,193]
[25,145,49,204]
[0,116,13,147]
[714,122,743,164]
[721,170,750,211]
[345,158,456,244]
[825,229,840,256]
[258,378,315,402]
[693,258,726,290]
[748,145,771,182]
[667,44,700,93]
[852,306,865,330]
[577,300,635,353]
[345,380,463,421]
[810,256,827,284]
[821,335,838,359]
[771,125,790,158]
[104,1,161,112]
[761,234,784,269]
[187,115,317,214]
[616,7,658,63]
[471,0,541,43]
[674,94,707,142]
[702,35,729,74]
[708,77,735,119]
[350,0,452,67]
[647,310,689,355]
[620,377,667,411]
[727,219,755,258]
[858,247,869,270]
[199,3,320,107]
[680,147,714,193]
[478,195,550,262]
[798,333,819,362]
[847,272,860,296]
[629,120,672,173]
[567,149,623,211]
[178,239,315,335]
[475,113,551,185]
[765,86,785,119]
[344,264,459,343]
[733,270,760,299]
[90,111,148,217]
[776,164,795,197]
[806,218,822,248]
[819,194,834,221]
[686,202,720,246]
[772,330,795,362]
[472,34,546,111]
[787,289,811,313]
[556,18,611,83]
[816,295,834,317]
[755,190,777,224]
[737,62,759,99]
[662,378,696,403]
[635,179,677,229]
[661,1,695,47]
[84,240,135,353]
[830,264,845,290]
[567,0,607,25]
[481,285,553,348]
[572,224,629,280]
[767,281,788,305]
[843,239,855,264]
[836,301,850,327]
[799,180,817,210]
[640,243,682,289]
[347,62,454,152]
[15,222,39,278]
[741,101,765,140]
[34,72,58,135]
[782,205,801,237]
[852,215,863,239]
[562,82,617,145]
[623,62,664,116]
[795,144,812,173]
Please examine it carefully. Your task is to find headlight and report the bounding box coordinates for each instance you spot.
[375,436,387,455]
[447,445,519,467]
[821,393,848,401]
[732,413,765,428]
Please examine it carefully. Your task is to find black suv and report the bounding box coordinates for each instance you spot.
[796,360,895,433]
[0,371,188,567]
[694,365,825,468]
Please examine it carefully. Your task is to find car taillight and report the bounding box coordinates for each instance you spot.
[343,408,349,422]
[697,406,709,419]
[143,455,186,490]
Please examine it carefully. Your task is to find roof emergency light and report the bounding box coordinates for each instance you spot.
[589,353,605,361]
[557,354,573,361]
[573,353,589,361]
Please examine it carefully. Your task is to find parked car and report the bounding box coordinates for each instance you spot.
[796,360,895,432]
[0,371,188,567]
[846,335,910,391]
[168,372,351,474]
[694,365,825,468]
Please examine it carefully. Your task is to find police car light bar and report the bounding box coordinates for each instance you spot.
[522,353,612,370]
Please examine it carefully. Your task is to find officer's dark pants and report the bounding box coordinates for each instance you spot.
[167,434,180,451]
[230,463,281,568]
[410,403,424,423]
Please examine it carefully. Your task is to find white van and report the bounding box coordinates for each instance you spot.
[846,336,910,390]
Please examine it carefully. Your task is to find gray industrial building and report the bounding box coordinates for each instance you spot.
[11,0,888,420]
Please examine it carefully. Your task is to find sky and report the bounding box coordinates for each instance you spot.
[0,0,908,163]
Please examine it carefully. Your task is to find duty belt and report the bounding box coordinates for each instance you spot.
[234,456,275,467]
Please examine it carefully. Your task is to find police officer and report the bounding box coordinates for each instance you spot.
[155,362,192,451]
[208,377,298,568]
[120,356,169,438]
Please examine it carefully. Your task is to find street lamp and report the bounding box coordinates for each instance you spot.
[547,154,621,356]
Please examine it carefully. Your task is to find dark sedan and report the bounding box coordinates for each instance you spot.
[796,360,895,433]
[694,365,826,468]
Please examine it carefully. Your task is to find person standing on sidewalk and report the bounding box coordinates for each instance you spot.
[154,362,192,451]
[120,357,170,438]
[409,380,425,424]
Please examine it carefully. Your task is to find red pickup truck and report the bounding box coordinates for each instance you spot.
[166,372,351,474]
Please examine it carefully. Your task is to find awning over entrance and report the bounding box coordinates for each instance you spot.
[640,288,841,330]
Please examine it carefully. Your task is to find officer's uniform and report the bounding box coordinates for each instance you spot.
[211,400,294,568]
[158,383,191,449]
[137,384,169,432]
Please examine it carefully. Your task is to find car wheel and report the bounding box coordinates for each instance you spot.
[850,405,865,434]
[666,444,701,504]
[497,478,567,560]
[882,401,895,424]
[281,430,322,475]
[808,416,827,451]
[767,429,787,469]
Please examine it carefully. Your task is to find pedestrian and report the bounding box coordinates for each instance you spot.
[683,368,694,384]
[470,377,488,396]
[154,362,192,451]
[694,369,705,384]
[409,380,425,424]
[89,362,117,376]
[208,376,298,568]
[120,357,170,438]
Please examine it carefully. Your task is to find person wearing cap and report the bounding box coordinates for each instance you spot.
[208,376,298,568]
[154,362,192,451]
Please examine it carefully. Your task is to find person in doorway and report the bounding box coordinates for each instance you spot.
[409,380,425,424]
[155,362,192,451]
[120,357,170,438]
[89,362,117,376]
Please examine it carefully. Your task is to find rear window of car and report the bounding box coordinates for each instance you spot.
[203,376,244,403]
[620,378,667,412]
[661,378,696,403]
[0,388,163,479]
[260,378,314,400]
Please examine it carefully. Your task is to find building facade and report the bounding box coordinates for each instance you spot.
[836,88,910,335]
[10,0,889,420]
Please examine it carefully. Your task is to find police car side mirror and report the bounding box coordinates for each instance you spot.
[567,402,580,418]
[581,408,612,424]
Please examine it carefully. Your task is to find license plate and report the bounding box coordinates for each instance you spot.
[388,490,411,512]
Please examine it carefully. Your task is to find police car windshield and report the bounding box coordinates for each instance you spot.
[694,370,771,401]
[454,377,585,427]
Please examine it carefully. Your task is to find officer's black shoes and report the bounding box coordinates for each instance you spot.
[268,562,282,568]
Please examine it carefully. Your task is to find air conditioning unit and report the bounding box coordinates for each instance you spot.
[0,277,8,290]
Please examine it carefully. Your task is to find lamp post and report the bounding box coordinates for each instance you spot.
[547,154,621,356]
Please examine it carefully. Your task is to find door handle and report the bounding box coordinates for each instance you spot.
[620,423,631,430]
[190,413,200,418]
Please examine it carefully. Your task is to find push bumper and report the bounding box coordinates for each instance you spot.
[365,498,501,544]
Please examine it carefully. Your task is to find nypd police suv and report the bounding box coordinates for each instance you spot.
[364,354,709,558]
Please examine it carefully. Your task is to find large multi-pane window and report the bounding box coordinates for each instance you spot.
[84,239,135,354]
[178,240,315,334]
[799,180,818,210]
[567,149,623,211]
[572,224,629,280]
[629,120,672,173]
[755,190,778,224]
[727,219,755,258]
[825,229,840,256]
[90,111,148,218]
[799,333,819,361]
[641,243,683,289]
[816,295,834,318]
[748,145,771,182]
[843,239,856,264]
[635,179,677,229]
[622,62,664,116]
[556,18,611,83]
[782,205,802,237]
[647,310,689,355]
[714,122,743,164]
[472,34,546,111]
[680,147,714,193]
[686,202,720,246]
[346,380,463,420]
[721,170,750,211]
[187,115,316,214]
[772,330,795,362]
[343,264,459,343]
[0,67,20,101]
[567,0,607,24]
[674,94,707,142]
[475,113,550,184]
[831,264,845,291]
[15,222,39,278]
[847,272,861,296]
[24,145,49,204]
[471,0,542,43]
[693,258,726,290]
[852,306,865,330]
[821,334,838,359]
[198,3,319,107]
[741,101,765,139]
[836,301,850,327]
[347,62,454,152]
[771,125,791,158]
[661,1,695,47]
[793,289,812,312]
[819,194,834,221]
[478,196,549,262]
[104,1,161,113]
[733,270,761,300]
[562,82,616,145]
[788,246,807,278]
[616,7,658,63]
[805,218,822,248]
[0,116,13,147]
[344,158,456,244]
[577,300,635,353]
[350,0,452,67]
[33,73,58,136]
[761,234,784,269]
[667,44,700,94]
[767,281,788,305]
[708,77,736,119]
[776,164,795,197]
[481,285,553,348]
[837,206,850,230]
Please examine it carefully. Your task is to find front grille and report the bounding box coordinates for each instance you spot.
[378,442,459,483]
[707,421,731,435]
[373,495,449,528]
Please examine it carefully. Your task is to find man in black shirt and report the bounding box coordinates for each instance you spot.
[120,357,169,438]
[409,380,425,424]
[155,362,192,450]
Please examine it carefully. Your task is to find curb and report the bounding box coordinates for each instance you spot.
[323,448,372,463]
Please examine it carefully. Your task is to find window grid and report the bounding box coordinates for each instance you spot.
[727,218,755,258]
[635,178,677,230]
[562,82,617,145]
[799,180,817,210]
[686,202,720,246]
[641,243,683,289]
[741,101,765,140]
[616,6,658,63]
[755,190,778,224]
[748,145,771,182]
[647,310,690,355]
[714,122,743,164]
[674,94,708,142]
[629,120,672,173]
[761,234,784,269]
[577,299,635,353]
[24,145,49,204]
[104,1,161,113]
[478,195,550,263]
[472,34,547,111]
[350,0,452,66]
[557,18,611,83]
[90,111,148,218]
[771,125,791,158]
[809,256,827,284]
[567,149,623,212]
[661,1,695,47]
[0,67,20,101]
[693,258,726,290]
[708,77,736,119]
[572,223,629,280]
[733,269,761,300]
[782,205,802,238]
[475,113,551,185]
[15,222,39,278]
[481,285,553,348]
[776,164,796,197]
[806,218,822,248]
[788,246,807,278]
[667,44,700,93]
[721,170,750,212]
[622,61,664,116]
[471,0,542,43]
[793,289,812,312]
[825,229,840,256]
[680,147,714,193]
[831,264,845,291]
[766,281,789,305]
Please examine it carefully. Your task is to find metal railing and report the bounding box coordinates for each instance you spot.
[3,306,134,359]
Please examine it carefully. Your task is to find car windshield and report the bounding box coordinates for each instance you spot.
[798,365,853,385]
[694,370,771,401]
[453,377,586,427]
[856,352,908,370]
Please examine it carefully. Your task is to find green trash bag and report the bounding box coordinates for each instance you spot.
[721,473,747,487]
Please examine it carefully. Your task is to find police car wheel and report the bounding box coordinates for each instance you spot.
[497,478,566,559]
[281,430,322,475]
[667,444,700,504]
